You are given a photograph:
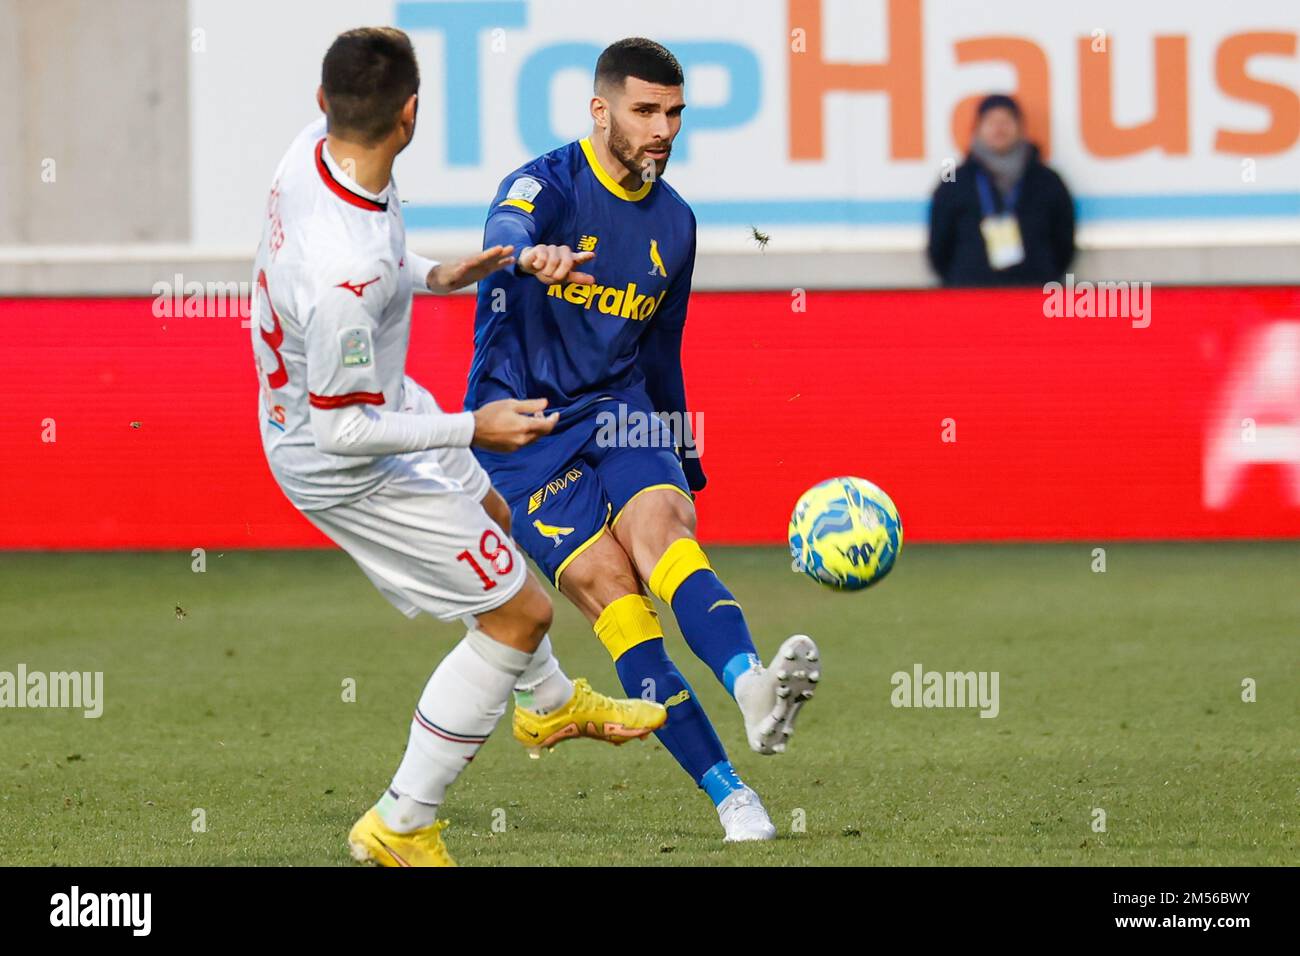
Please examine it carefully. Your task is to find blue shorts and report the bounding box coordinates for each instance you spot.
[473,393,692,585]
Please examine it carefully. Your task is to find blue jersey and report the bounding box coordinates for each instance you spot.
[466,138,697,429]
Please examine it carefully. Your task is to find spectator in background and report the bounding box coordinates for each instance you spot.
[927,94,1075,287]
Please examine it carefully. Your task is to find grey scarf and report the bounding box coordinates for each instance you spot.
[969,139,1030,200]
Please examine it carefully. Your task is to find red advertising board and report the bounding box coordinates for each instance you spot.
[3,286,1299,549]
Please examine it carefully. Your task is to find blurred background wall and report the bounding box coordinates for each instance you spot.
[0,0,1296,291]
[0,0,189,245]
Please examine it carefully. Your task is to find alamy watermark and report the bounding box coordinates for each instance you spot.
[50,886,150,936]
[594,403,703,458]
[890,663,999,718]
[1043,274,1151,329]
[0,665,103,718]
[152,274,253,326]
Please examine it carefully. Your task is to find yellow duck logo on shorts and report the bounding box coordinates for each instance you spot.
[533,519,575,547]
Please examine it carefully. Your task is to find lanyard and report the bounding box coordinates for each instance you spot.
[976,170,1020,217]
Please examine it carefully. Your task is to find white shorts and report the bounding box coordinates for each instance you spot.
[304,446,527,625]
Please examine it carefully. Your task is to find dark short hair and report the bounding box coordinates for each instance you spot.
[321,27,420,144]
[595,37,683,94]
[977,93,1022,121]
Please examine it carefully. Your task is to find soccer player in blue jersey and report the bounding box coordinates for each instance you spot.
[466,38,822,841]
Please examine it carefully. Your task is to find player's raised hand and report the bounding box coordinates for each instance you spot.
[517,244,596,286]
[471,398,559,452]
[428,245,516,293]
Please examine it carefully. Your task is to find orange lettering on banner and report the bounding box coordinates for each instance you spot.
[788,0,924,160]
[950,38,1052,159]
[1215,32,1300,155]
[1080,36,1189,157]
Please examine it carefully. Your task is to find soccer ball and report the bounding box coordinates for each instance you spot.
[788,476,903,591]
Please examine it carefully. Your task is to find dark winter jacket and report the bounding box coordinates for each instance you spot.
[926,145,1075,287]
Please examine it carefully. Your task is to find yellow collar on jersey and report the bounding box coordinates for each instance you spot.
[580,137,653,202]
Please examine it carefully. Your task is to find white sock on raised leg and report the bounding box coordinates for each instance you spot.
[378,629,531,833]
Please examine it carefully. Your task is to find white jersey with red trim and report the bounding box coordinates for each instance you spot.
[251,119,454,510]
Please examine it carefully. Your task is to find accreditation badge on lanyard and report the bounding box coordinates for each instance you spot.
[976,172,1025,270]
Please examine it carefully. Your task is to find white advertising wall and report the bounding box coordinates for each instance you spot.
[191,0,1300,253]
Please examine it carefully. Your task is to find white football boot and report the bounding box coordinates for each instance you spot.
[735,634,820,754]
[718,787,777,842]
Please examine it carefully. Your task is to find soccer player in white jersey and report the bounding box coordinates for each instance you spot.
[250,27,665,867]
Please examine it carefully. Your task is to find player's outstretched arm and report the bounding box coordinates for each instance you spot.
[311,398,556,457]
[516,245,596,286]
[305,258,497,455]
[471,397,559,452]
[424,245,516,294]
[312,402,477,456]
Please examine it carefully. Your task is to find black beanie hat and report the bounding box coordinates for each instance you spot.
[976,94,1022,119]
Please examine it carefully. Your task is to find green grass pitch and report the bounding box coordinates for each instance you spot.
[1,543,1295,866]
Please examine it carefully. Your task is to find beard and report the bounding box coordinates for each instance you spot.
[607,114,671,181]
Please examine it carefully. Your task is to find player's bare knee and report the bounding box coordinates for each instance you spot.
[563,554,637,599]
[513,579,553,647]
[661,516,696,550]
[478,577,551,651]
[614,493,696,580]
[668,494,697,534]
[526,587,553,641]
[615,489,695,553]
[557,535,640,622]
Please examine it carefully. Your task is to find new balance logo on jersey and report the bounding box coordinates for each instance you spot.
[336,276,381,298]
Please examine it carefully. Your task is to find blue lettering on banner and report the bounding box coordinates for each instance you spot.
[397,1,528,167]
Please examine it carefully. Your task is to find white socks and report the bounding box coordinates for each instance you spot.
[733,662,770,713]
[378,629,530,833]
[734,663,775,744]
[512,635,575,716]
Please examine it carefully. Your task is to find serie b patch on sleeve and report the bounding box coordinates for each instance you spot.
[506,176,544,203]
[340,327,373,368]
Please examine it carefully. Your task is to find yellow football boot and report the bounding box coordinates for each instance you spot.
[513,677,666,756]
[347,808,456,867]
